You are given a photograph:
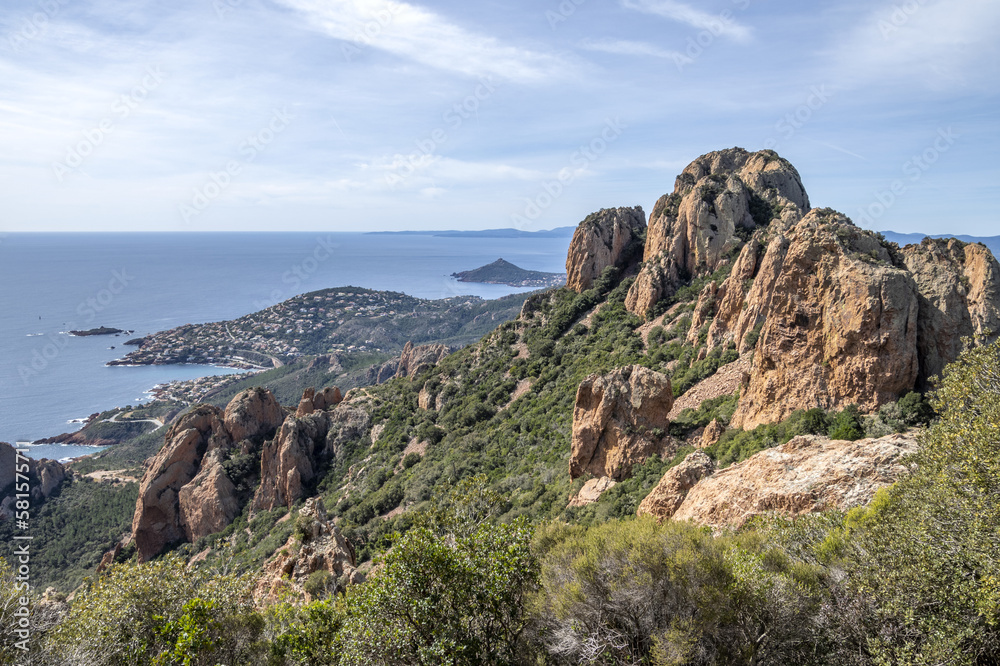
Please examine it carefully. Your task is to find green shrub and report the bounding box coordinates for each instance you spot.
[303,570,333,599]
[339,519,537,665]
[530,518,834,665]
[827,404,864,441]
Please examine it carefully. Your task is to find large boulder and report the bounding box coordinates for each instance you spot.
[636,450,715,521]
[626,148,808,317]
[901,238,1000,386]
[566,207,646,293]
[570,365,674,481]
[224,387,284,442]
[730,209,919,429]
[665,433,916,528]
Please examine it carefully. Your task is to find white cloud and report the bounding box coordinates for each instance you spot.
[581,38,687,62]
[274,0,568,83]
[419,186,446,199]
[373,154,546,189]
[831,0,1000,91]
[620,0,752,42]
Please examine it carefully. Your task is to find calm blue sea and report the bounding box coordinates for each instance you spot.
[0,232,571,458]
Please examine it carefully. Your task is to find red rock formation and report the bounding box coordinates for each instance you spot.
[570,365,675,481]
[253,412,329,511]
[902,237,1000,385]
[730,210,919,429]
[177,449,241,542]
[700,419,726,448]
[296,388,317,417]
[0,443,72,520]
[131,388,285,561]
[395,341,449,379]
[313,386,343,410]
[224,386,284,442]
[626,148,809,317]
[255,498,363,603]
[636,451,715,521]
[663,433,916,528]
[565,207,646,293]
[131,405,231,561]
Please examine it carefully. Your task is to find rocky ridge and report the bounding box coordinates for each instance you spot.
[130,385,359,562]
[254,498,363,603]
[553,148,1000,430]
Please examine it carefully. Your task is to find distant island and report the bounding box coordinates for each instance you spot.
[451,258,567,288]
[69,326,131,337]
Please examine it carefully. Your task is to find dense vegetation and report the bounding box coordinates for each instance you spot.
[5,334,998,663]
[0,477,138,592]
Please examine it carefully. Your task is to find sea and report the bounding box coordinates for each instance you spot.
[0,232,572,460]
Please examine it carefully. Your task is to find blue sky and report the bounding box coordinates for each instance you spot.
[0,0,997,234]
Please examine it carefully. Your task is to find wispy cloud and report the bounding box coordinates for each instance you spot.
[274,0,568,83]
[581,38,686,61]
[830,0,1000,91]
[620,0,752,42]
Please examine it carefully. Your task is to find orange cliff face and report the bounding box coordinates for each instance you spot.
[562,148,1000,431]
[569,365,674,482]
[130,385,354,562]
[565,206,646,293]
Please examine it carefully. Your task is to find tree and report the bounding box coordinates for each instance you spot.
[45,555,266,665]
[338,478,537,665]
[850,337,1000,664]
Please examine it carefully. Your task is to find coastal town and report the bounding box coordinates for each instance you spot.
[111,286,528,368]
